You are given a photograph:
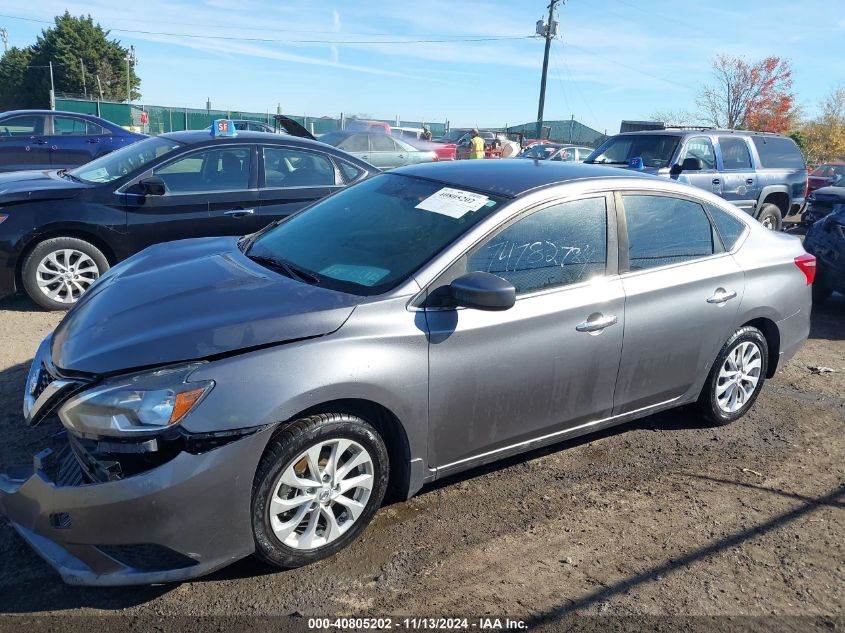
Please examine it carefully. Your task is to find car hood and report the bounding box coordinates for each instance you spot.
[51,236,363,375]
[810,185,845,202]
[0,169,88,204]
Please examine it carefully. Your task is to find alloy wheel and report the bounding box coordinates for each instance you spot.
[34,249,99,304]
[269,438,374,550]
[716,341,762,413]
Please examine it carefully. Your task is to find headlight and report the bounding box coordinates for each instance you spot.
[58,362,214,438]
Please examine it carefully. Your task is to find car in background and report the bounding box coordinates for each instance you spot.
[0,109,145,172]
[584,130,807,230]
[804,204,845,304]
[455,131,520,159]
[803,180,845,225]
[808,162,845,193]
[319,131,438,170]
[0,160,812,585]
[345,120,391,134]
[391,126,425,140]
[233,120,277,133]
[516,143,593,162]
[432,128,470,144]
[0,123,377,310]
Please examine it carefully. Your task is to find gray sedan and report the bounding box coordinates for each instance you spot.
[2,161,813,585]
[319,130,437,169]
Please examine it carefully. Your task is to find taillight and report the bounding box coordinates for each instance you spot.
[794,253,816,285]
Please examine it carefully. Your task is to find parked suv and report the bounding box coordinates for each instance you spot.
[584,130,807,230]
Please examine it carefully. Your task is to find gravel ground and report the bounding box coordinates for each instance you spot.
[0,289,842,628]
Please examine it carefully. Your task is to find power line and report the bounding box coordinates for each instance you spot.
[0,13,535,45]
[564,41,694,90]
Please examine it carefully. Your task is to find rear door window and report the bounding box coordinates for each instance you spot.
[623,195,715,270]
[263,146,337,187]
[338,134,369,152]
[708,204,747,250]
[371,134,398,151]
[53,116,108,136]
[718,137,753,170]
[751,136,805,169]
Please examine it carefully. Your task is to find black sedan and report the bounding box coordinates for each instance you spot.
[0,109,146,172]
[0,127,376,309]
[803,182,845,225]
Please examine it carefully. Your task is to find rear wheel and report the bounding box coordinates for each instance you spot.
[21,237,109,310]
[696,326,768,425]
[251,413,389,568]
[757,203,783,231]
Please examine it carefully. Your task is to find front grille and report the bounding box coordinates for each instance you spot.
[32,363,54,400]
[96,544,198,571]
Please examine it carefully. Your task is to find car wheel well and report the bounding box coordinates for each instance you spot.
[742,317,780,377]
[271,399,412,503]
[16,230,117,287]
[761,192,789,216]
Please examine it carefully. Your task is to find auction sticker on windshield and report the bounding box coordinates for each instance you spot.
[416,187,490,218]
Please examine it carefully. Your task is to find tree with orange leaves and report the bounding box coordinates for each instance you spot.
[697,55,797,133]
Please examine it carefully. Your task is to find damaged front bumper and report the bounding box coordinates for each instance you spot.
[0,425,273,586]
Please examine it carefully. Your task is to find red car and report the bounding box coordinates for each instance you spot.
[808,162,845,193]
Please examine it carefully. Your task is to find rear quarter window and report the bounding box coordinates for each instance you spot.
[708,204,747,250]
[751,136,805,170]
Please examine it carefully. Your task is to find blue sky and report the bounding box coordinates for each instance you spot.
[1,0,843,133]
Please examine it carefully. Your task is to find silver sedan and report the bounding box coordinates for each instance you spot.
[2,160,813,585]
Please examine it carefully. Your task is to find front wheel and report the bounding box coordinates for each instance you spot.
[21,237,109,310]
[696,326,769,425]
[757,203,783,231]
[251,413,389,569]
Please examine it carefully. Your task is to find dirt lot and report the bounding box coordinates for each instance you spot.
[0,288,842,629]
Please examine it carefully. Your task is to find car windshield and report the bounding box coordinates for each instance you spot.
[439,129,468,142]
[584,134,681,168]
[246,173,505,295]
[71,136,184,183]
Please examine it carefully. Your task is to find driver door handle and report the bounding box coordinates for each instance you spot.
[223,208,255,217]
[707,288,737,304]
[576,313,618,333]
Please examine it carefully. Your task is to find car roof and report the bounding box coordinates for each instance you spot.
[161,129,323,146]
[614,129,786,138]
[393,160,654,198]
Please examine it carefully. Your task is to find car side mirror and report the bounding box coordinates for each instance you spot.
[140,176,166,196]
[671,157,703,176]
[449,272,515,311]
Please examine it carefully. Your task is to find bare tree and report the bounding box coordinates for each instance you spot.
[648,108,701,127]
[697,55,795,131]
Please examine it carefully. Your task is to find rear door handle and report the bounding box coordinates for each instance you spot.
[712,178,721,185]
[745,178,754,185]
[223,208,255,217]
[32,138,48,145]
[707,288,737,304]
[86,138,100,144]
[576,313,618,333]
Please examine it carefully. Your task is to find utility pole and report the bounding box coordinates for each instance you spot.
[0,28,8,53]
[96,74,103,100]
[48,61,55,110]
[124,45,136,104]
[535,0,561,139]
[79,58,87,99]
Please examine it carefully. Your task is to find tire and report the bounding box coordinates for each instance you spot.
[757,203,783,231]
[251,413,389,569]
[696,326,769,426]
[21,237,110,311]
